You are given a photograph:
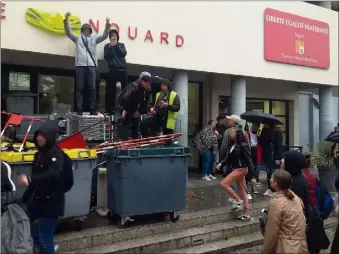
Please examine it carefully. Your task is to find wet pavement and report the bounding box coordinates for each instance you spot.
[56,172,270,233]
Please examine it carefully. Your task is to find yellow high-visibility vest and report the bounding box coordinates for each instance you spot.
[155,91,178,130]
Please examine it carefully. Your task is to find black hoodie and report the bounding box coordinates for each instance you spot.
[22,122,65,218]
[104,29,127,71]
[284,151,312,218]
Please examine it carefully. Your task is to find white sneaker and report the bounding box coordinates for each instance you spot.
[202,175,212,181]
[247,193,253,200]
[228,197,235,203]
[208,175,217,180]
[231,200,243,211]
[263,189,273,197]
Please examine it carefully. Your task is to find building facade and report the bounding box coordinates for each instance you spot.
[1,1,338,169]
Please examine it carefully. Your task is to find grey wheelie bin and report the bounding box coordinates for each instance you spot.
[106,146,190,226]
[62,149,97,230]
[1,149,97,231]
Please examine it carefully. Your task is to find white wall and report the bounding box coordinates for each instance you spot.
[1,1,338,86]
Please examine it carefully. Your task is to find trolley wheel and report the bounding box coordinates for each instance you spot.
[169,212,180,223]
[74,220,83,231]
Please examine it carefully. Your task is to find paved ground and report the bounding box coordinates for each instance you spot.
[56,171,270,232]
[231,228,337,254]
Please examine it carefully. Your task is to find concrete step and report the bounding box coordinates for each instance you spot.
[165,217,338,254]
[76,219,260,254]
[56,201,268,252]
[165,232,263,254]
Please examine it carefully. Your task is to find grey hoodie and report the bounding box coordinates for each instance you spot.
[64,21,110,67]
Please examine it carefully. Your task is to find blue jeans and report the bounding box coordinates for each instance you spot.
[264,157,276,191]
[202,150,213,176]
[31,217,58,254]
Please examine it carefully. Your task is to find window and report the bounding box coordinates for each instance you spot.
[38,75,74,114]
[9,72,30,91]
[218,96,289,145]
[272,101,286,115]
[246,99,269,113]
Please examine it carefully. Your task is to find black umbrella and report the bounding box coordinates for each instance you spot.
[325,131,339,143]
[240,111,284,125]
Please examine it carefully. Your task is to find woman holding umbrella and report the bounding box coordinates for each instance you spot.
[240,112,283,197]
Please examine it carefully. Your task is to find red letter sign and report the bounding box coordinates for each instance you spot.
[1,1,6,20]
[128,26,137,40]
[144,30,154,43]
[89,19,99,33]
[176,35,184,47]
[160,32,169,44]
[110,23,120,33]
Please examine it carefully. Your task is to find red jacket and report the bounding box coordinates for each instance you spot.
[246,131,262,164]
[302,169,318,206]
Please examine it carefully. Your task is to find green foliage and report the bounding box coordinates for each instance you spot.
[312,141,334,168]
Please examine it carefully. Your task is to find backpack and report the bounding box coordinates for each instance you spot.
[316,180,334,220]
[1,204,33,254]
[63,152,74,193]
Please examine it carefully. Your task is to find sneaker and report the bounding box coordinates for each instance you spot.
[208,175,217,180]
[202,175,212,181]
[228,197,235,203]
[263,189,273,197]
[237,215,251,221]
[247,193,253,200]
[231,200,243,211]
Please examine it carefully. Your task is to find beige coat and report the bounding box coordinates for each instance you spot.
[262,191,308,254]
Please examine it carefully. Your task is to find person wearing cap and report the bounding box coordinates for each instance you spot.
[220,115,249,162]
[64,12,110,115]
[104,29,128,114]
[140,79,180,138]
[118,72,152,140]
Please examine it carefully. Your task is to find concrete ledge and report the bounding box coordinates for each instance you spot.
[56,201,268,252]
[165,217,338,254]
[78,220,260,253]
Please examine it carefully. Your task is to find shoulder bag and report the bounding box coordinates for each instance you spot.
[81,36,100,85]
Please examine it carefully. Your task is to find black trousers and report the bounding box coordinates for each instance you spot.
[121,112,139,140]
[106,70,128,113]
[76,66,96,113]
[251,147,260,182]
[140,117,173,138]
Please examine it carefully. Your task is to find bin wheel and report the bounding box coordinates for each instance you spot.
[169,212,180,222]
[74,220,83,231]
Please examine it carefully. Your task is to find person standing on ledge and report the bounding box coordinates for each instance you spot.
[64,12,110,115]
[104,29,128,114]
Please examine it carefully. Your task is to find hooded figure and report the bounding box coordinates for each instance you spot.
[117,72,152,140]
[283,151,312,218]
[21,122,65,254]
[64,13,110,115]
[22,122,65,218]
[104,29,128,113]
[140,78,180,138]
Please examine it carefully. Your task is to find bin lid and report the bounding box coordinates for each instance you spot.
[1,149,97,163]
[1,141,36,149]
[1,151,36,163]
[63,149,97,159]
